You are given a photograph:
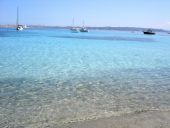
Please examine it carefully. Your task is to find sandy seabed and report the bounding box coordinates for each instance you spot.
[62,110,170,128]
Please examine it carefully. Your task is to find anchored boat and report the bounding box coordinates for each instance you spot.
[16,7,24,31]
[70,18,79,33]
[80,27,88,32]
[80,20,88,32]
[143,29,155,35]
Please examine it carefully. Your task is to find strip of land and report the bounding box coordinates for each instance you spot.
[0,25,169,32]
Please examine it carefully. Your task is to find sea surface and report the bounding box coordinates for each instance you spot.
[0,28,170,127]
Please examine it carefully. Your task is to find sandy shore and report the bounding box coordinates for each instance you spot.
[62,110,170,128]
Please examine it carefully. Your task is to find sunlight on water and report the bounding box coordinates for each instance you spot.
[0,28,170,127]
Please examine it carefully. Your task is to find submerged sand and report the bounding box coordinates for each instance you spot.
[62,110,170,128]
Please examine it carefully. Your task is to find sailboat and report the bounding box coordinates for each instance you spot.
[16,7,24,31]
[80,20,88,32]
[70,18,79,33]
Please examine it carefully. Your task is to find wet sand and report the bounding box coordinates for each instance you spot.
[63,110,170,128]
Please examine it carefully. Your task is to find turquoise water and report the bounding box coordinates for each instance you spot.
[0,28,170,127]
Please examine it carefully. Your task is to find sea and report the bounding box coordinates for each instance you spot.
[0,28,170,127]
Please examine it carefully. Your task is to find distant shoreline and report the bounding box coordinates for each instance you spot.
[0,25,169,32]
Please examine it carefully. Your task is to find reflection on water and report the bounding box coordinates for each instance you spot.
[1,68,170,127]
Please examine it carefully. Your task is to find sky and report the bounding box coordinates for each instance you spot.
[0,0,170,29]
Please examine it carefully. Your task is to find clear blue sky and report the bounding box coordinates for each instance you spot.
[0,0,170,29]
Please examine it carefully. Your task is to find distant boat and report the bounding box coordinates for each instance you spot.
[143,29,155,35]
[23,25,29,29]
[16,25,24,31]
[70,18,79,33]
[80,20,88,32]
[16,7,24,31]
[80,27,88,32]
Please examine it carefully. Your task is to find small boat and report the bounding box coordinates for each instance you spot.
[23,25,29,29]
[143,29,155,35]
[16,25,24,31]
[80,20,88,32]
[16,7,24,31]
[70,18,79,33]
[80,27,88,32]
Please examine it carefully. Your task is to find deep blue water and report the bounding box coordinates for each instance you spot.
[0,28,170,127]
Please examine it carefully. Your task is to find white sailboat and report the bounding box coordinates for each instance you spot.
[16,7,24,31]
[80,20,88,32]
[70,18,79,33]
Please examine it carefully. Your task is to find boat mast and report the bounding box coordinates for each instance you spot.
[16,7,19,26]
[72,17,75,27]
[82,20,85,28]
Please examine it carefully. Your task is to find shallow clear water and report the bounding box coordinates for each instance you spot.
[0,28,170,127]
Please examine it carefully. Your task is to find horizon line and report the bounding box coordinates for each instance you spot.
[0,24,170,31]
[0,24,168,29]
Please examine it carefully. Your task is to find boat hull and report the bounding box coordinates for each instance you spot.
[70,28,79,33]
[80,28,88,32]
[16,27,23,31]
[143,32,155,35]
[80,30,88,32]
